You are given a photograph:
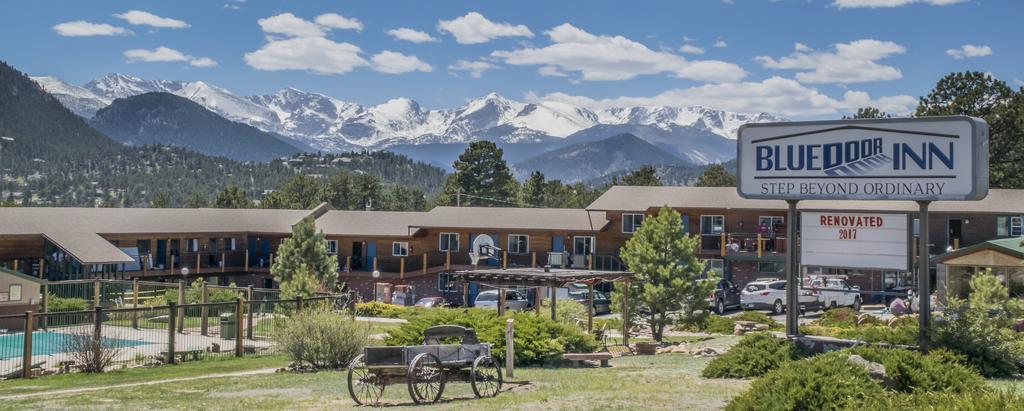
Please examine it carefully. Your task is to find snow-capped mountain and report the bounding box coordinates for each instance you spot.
[33,73,786,164]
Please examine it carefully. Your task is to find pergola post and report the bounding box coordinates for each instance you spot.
[586,282,594,334]
[498,288,506,316]
[550,285,557,321]
[535,286,543,315]
[622,279,630,346]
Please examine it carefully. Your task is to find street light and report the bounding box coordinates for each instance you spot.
[372,270,380,302]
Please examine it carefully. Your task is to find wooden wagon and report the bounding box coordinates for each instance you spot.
[346,325,503,405]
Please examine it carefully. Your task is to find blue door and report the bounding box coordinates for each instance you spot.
[552,236,565,252]
[367,242,377,261]
[681,214,690,234]
[156,240,167,267]
[260,239,270,267]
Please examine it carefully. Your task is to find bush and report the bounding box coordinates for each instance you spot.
[47,294,89,312]
[702,333,799,379]
[539,298,588,325]
[861,389,1024,409]
[933,300,1024,377]
[847,346,983,394]
[800,319,918,345]
[355,301,414,319]
[685,311,782,335]
[726,352,885,411]
[816,307,859,328]
[384,308,596,365]
[59,330,122,373]
[272,308,368,369]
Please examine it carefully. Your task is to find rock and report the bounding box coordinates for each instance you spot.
[845,354,899,390]
[1012,319,1024,333]
[671,345,691,353]
[692,347,724,357]
[734,321,770,336]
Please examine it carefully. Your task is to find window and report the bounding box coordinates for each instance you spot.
[758,261,786,274]
[438,273,456,292]
[573,236,595,255]
[703,259,724,276]
[997,216,1008,236]
[768,282,785,290]
[1012,217,1023,237]
[508,235,529,254]
[392,242,409,257]
[745,284,766,292]
[326,240,338,254]
[9,284,21,301]
[758,216,784,231]
[700,215,725,235]
[185,239,200,252]
[439,233,459,252]
[622,214,644,233]
[224,238,237,251]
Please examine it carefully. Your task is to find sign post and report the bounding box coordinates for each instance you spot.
[737,116,988,347]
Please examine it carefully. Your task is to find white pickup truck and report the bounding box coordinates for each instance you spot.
[807,276,862,311]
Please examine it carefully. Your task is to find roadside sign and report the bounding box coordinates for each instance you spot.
[736,116,988,201]
[800,212,908,271]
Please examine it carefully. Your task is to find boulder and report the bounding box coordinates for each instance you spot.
[845,354,899,390]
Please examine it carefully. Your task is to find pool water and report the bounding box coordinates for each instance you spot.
[0,332,150,358]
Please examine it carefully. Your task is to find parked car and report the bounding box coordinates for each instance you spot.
[568,290,612,315]
[474,289,531,310]
[807,276,862,311]
[740,279,821,314]
[414,297,448,308]
[706,279,742,314]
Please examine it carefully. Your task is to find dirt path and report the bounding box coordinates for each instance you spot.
[0,367,280,400]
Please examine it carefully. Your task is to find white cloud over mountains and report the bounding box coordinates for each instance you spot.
[53,21,131,36]
[755,39,905,84]
[448,59,497,78]
[492,23,746,83]
[371,51,432,74]
[114,10,189,28]
[528,76,917,117]
[124,46,217,68]
[437,12,533,44]
[946,44,993,59]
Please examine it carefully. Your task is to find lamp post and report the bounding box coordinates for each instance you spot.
[372,270,380,302]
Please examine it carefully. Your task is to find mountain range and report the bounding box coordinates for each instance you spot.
[33,73,784,181]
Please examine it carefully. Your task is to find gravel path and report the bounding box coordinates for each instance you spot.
[0,367,280,400]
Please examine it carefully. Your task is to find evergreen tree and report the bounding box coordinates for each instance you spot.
[214,186,253,209]
[261,175,325,209]
[271,217,339,294]
[383,185,427,211]
[617,207,716,341]
[522,171,546,207]
[695,164,737,187]
[844,107,891,119]
[150,192,170,208]
[351,173,384,210]
[184,192,209,208]
[915,72,1023,188]
[440,141,517,206]
[324,171,353,209]
[616,165,662,186]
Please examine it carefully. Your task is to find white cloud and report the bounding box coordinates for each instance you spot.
[538,66,569,77]
[223,4,241,10]
[257,13,326,37]
[371,51,431,74]
[526,76,917,117]
[386,27,439,43]
[52,21,131,37]
[755,39,905,84]
[314,13,363,32]
[189,57,218,67]
[492,23,746,83]
[448,59,497,78]
[834,0,966,8]
[244,36,368,74]
[124,46,189,62]
[123,46,217,68]
[712,40,727,48]
[1014,78,1024,87]
[114,10,189,28]
[678,44,705,55]
[946,44,993,59]
[437,12,533,44]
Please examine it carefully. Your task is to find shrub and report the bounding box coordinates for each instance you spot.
[835,323,918,345]
[700,315,737,334]
[732,311,782,329]
[47,294,89,312]
[685,311,782,335]
[539,298,587,325]
[862,389,1024,409]
[355,301,413,319]
[847,346,984,394]
[60,330,122,373]
[702,333,799,379]
[815,307,859,328]
[272,308,368,369]
[933,299,1024,377]
[384,308,596,365]
[726,352,885,411]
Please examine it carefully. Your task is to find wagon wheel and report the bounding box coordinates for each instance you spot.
[347,354,385,406]
[407,353,446,404]
[470,356,503,398]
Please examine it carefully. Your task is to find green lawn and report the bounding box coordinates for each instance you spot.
[1,338,742,410]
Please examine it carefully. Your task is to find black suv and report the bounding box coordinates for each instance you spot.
[706,279,741,314]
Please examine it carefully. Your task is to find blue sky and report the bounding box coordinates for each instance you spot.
[0,0,1020,118]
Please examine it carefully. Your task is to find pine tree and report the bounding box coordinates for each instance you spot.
[214,186,253,209]
[522,170,546,207]
[261,175,325,209]
[271,217,339,295]
[617,207,716,341]
[383,185,427,211]
[441,141,517,206]
[150,192,170,208]
[844,107,891,119]
[695,164,737,187]
[184,192,209,208]
[616,165,662,186]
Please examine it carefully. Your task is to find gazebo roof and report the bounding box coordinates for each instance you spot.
[451,267,633,287]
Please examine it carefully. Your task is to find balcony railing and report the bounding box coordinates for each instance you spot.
[701,233,786,257]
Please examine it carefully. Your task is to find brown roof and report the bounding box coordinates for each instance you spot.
[587,186,1024,214]
[43,231,135,264]
[415,207,609,231]
[0,207,310,236]
[315,210,427,237]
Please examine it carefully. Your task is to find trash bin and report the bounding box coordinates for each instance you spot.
[220,312,237,339]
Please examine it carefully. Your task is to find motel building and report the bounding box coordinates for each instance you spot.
[0,186,1022,306]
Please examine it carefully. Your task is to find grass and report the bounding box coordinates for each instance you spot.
[2,338,742,410]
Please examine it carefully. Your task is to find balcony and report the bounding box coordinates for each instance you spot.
[701,233,787,259]
[124,250,269,278]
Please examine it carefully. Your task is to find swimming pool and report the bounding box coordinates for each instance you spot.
[0,332,151,358]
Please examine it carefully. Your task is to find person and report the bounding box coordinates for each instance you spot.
[728,239,740,253]
[890,295,908,316]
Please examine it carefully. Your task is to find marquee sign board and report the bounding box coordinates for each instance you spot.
[736,116,989,201]
[801,212,908,271]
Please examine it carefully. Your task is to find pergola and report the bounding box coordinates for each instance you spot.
[450,266,635,344]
